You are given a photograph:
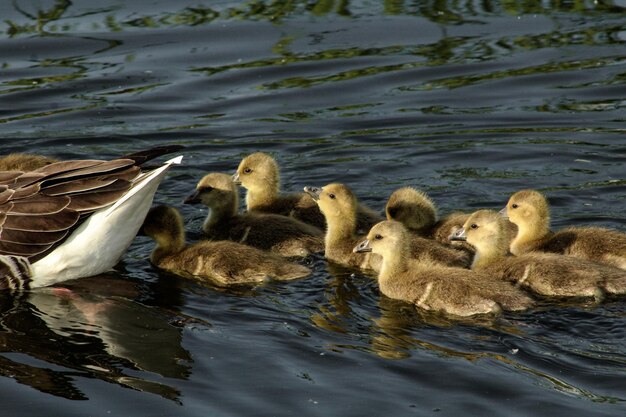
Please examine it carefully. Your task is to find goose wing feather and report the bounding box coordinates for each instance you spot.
[0,159,139,261]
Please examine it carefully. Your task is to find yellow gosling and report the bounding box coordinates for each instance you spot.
[308,183,472,271]
[304,183,381,271]
[234,152,382,231]
[0,153,57,171]
[386,186,517,252]
[354,220,533,317]
[141,205,311,285]
[185,172,324,257]
[503,189,626,270]
[455,210,626,300]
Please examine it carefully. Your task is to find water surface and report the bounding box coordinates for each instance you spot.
[1,1,625,416]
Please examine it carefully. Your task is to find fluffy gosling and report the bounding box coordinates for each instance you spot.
[141,205,311,285]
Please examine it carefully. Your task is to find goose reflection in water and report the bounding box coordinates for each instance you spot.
[0,273,195,402]
[310,261,515,359]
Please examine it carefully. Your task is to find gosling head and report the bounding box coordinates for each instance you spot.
[385,187,437,233]
[502,189,550,229]
[233,152,280,194]
[353,220,408,259]
[141,205,184,243]
[184,172,237,210]
[452,210,506,254]
[304,183,357,221]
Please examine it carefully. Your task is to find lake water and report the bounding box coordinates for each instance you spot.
[1,1,625,416]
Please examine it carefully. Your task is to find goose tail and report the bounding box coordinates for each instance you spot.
[105,155,183,217]
[120,145,185,165]
[29,155,183,288]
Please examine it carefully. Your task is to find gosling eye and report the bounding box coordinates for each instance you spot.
[374,234,383,240]
[470,223,478,229]
[243,168,252,174]
[200,186,214,193]
[511,203,518,209]
[328,193,336,200]
[387,207,398,217]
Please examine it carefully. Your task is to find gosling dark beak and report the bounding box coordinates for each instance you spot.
[303,186,321,201]
[353,239,372,253]
[232,172,241,185]
[183,190,201,205]
[450,227,467,242]
[498,207,508,219]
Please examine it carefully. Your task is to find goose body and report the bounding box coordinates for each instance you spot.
[503,189,626,270]
[142,205,310,285]
[235,152,382,232]
[0,147,182,290]
[354,220,533,317]
[455,210,626,299]
[184,172,324,257]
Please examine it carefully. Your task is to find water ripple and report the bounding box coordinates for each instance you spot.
[1,1,626,416]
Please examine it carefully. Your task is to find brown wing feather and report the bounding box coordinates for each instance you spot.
[0,172,24,184]
[0,161,132,259]
[34,159,104,174]
[10,159,135,189]
[1,195,71,216]
[0,228,68,245]
[96,165,140,182]
[11,183,40,200]
[42,177,121,196]
[10,173,47,189]
[0,241,53,257]
[0,188,14,205]
[42,159,135,184]
[3,210,80,232]
[66,186,132,213]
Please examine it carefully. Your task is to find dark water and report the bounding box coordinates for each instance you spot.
[1,1,625,416]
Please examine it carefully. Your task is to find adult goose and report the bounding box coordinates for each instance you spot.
[0,146,183,291]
